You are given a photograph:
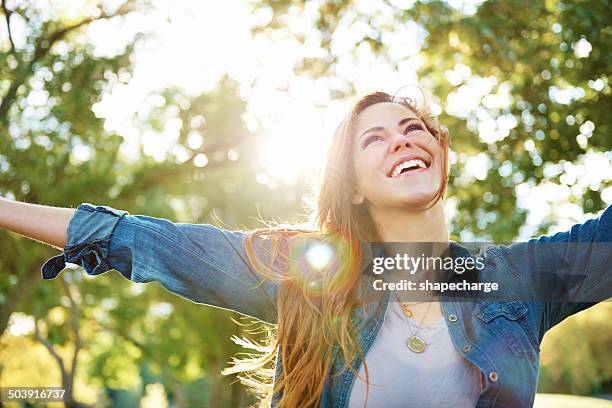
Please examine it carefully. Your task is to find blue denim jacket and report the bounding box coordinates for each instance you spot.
[42,203,612,407]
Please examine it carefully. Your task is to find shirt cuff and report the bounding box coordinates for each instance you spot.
[41,203,128,280]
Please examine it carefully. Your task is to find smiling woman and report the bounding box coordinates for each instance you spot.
[351,100,450,235]
[231,90,461,407]
[1,87,610,408]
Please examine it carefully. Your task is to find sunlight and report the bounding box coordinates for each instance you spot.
[6,312,35,337]
[50,0,98,25]
[255,84,348,183]
[258,118,328,185]
[84,0,428,182]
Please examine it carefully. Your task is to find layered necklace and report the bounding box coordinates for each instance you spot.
[393,291,434,353]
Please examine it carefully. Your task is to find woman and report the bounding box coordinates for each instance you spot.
[1,90,610,408]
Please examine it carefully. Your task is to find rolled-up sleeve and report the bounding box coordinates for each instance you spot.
[42,203,280,323]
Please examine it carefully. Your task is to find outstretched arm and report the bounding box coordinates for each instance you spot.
[1,199,282,323]
[496,204,612,332]
[0,197,76,249]
[37,203,280,323]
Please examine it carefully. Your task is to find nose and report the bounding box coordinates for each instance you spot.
[389,133,413,154]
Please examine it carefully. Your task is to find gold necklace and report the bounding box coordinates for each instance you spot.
[398,301,425,318]
[393,292,433,353]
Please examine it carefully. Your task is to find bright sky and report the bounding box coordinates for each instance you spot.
[84,0,437,183]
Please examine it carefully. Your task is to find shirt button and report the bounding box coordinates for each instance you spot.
[447,314,458,322]
[489,371,499,382]
[463,345,472,353]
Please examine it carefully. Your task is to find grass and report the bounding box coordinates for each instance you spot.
[534,393,612,408]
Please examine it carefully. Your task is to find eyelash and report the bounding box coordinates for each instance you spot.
[363,123,424,147]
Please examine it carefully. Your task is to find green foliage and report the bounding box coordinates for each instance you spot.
[255,0,611,240]
[538,303,612,395]
[1,0,610,403]
[0,1,302,406]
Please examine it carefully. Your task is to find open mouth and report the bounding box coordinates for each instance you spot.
[388,158,429,178]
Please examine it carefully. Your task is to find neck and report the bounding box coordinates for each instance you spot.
[369,200,449,243]
[368,200,450,285]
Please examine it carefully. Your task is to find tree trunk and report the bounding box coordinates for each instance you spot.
[0,260,41,335]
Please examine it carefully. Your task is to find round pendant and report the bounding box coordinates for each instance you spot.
[406,336,426,353]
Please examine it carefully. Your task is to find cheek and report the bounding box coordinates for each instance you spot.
[422,141,444,168]
[353,150,382,185]
[431,149,448,185]
[433,146,446,170]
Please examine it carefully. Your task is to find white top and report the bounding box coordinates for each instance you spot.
[347,300,482,408]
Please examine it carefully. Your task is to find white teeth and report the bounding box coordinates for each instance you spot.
[391,159,427,177]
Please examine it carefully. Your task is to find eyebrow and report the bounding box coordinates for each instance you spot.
[359,117,422,140]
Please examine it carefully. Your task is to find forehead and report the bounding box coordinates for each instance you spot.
[355,102,418,134]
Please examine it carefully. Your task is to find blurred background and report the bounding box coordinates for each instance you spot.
[0,0,610,406]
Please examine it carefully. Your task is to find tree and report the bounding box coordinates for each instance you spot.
[0,0,145,339]
[249,0,610,240]
[0,1,306,406]
[31,278,83,407]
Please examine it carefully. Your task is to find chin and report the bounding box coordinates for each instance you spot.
[393,191,440,208]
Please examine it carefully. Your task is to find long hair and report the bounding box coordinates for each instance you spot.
[222,89,451,407]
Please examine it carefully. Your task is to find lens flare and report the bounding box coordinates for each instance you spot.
[305,242,334,271]
[284,233,361,299]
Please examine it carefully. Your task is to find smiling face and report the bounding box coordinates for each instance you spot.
[352,102,446,212]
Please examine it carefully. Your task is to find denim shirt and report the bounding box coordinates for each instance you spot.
[42,203,612,407]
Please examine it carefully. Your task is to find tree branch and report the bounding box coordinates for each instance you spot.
[115,144,241,202]
[34,2,138,63]
[97,320,147,350]
[34,319,66,373]
[1,0,15,54]
[61,278,82,393]
[0,1,141,125]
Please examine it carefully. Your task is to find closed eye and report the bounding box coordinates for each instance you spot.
[363,135,383,148]
[404,123,424,134]
[362,122,425,148]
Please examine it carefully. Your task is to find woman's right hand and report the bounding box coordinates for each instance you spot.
[0,197,76,249]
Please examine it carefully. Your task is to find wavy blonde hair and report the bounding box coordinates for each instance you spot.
[222,89,451,407]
